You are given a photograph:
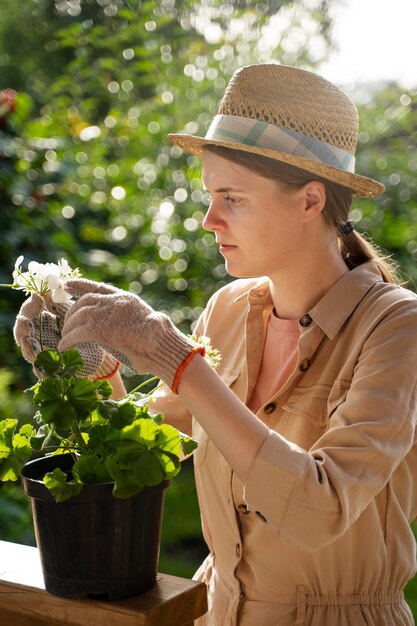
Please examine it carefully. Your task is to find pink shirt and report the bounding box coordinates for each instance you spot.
[248,313,300,413]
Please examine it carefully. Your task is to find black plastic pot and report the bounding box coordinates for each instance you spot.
[21,454,169,600]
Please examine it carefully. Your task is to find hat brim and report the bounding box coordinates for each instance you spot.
[168,133,385,198]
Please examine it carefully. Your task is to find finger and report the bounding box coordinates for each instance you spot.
[17,293,46,318]
[43,292,72,319]
[13,314,33,346]
[58,324,94,352]
[59,305,113,352]
[65,278,119,298]
[59,294,102,334]
[20,335,41,363]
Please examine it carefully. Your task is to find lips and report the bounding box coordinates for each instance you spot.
[219,244,237,254]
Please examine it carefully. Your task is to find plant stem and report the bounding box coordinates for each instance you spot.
[41,425,56,450]
[128,376,159,395]
[71,419,86,450]
[39,312,44,351]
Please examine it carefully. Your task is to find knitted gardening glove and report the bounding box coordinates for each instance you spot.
[13,292,120,380]
[58,278,205,393]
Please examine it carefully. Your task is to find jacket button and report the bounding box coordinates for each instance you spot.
[264,402,276,414]
[235,543,241,557]
[255,511,267,523]
[299,314,312,327]
[237,503,250,515]
[299,358,311,372]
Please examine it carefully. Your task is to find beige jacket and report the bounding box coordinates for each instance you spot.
[156,262,417,626]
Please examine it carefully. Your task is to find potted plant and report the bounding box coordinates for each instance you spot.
[0,257,211,601]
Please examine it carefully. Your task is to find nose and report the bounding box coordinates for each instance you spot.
[202,197,224,232]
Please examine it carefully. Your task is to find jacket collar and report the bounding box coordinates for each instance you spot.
[310,262,384,339]
[233,278,272,305]
[233,262,385,340]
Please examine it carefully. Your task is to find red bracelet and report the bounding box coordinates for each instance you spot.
[171,347,206,394]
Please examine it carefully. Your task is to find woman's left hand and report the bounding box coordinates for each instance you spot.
[59,278,204,391]
[13,291,119,380]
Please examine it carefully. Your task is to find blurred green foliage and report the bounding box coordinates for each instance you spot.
[0,0,416,613]
[354,86,417,288]
[0,0,335,389]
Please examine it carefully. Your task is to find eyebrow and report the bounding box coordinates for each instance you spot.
[204,186,245,193]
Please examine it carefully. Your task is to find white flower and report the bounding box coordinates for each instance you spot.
[51,286,72,304]
[58,258,73,277]
[191,335,222,370]
[12,270,28,287]
[46,274,61,290]
[10,256,81,301]
[15,255,24,269]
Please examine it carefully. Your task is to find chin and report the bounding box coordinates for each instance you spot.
[225,263,262,279]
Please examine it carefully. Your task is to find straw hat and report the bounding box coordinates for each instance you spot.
[168,63,384,198]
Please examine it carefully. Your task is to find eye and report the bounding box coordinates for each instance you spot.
[224,195,241,206]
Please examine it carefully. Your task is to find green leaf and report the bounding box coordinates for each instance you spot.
[0,419,17,460]
[0,419,34,482]
[43,467,83,502]
[104,419,183,497]
[34,349,85,378]
[180,433,199,456]
[152,448,181,479]
[66,378,101,418]
[33,378,76,429]
[109,402,137,428]
[130,447,166,485]
[33,377,64,408]
[34,350,63,375]
[97,400,118,421]
[30,424,52,451]
[121,417,159,446]
[155,424,182,458]
[151,412,164,425]
[105,455,146,499]
[15,423,35,446]
[97,399,135,427]
[33,376,102,428]
[91,379,113,400]
[72,454,112,484]
[60,349,84,376]
[86,423,120,455]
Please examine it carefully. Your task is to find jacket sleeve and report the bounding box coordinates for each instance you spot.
[244,299,417,551]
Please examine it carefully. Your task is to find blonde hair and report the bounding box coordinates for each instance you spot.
[205,145,400,284]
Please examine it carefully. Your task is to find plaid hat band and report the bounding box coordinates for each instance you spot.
[205,115,356,174]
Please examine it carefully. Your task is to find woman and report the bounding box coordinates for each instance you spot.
[15,64,417,625]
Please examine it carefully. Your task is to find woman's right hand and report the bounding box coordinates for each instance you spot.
[59,278,204,392]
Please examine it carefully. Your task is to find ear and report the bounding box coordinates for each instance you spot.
[301,181,326,224]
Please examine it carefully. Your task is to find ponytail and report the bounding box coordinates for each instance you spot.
[204,145,401,285]
[321,179,401,284]
[338,230,400,283]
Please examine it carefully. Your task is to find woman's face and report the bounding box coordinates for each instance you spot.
[201,150,313,281]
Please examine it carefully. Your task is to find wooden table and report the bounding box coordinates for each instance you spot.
[0,541,207,626]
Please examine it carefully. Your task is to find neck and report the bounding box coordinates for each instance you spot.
[269,243,349,320]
